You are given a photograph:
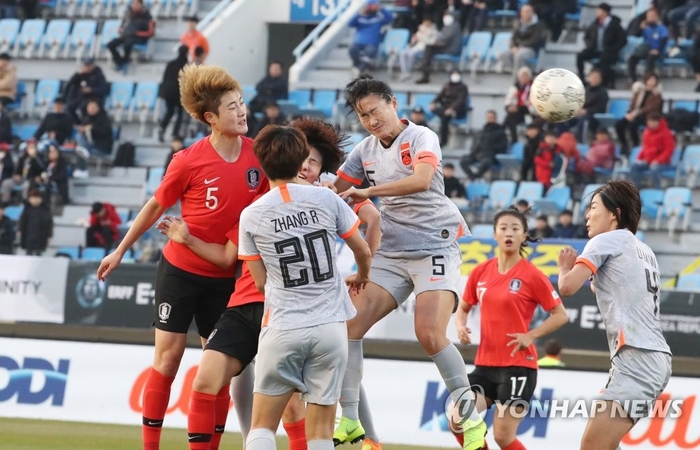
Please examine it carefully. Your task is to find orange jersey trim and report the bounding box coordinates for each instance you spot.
[413,152,439,170]
[339,219,361,240]
[337,169,363,186]
[238,254,262,261]
[616,329,626,351]
[575,257,597,274]
[457,223,465,239]
[261,307,271,327]
[279,184,292,203]
[353,199,374,214]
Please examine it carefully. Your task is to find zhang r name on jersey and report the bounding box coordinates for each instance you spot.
[272,210,321,233]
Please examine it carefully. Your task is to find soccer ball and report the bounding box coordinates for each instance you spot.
[529,68,586,123]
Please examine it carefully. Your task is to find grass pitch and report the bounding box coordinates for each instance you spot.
[0,418,444,450]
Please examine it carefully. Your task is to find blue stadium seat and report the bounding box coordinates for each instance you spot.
[41,19,71,59]
[146,167,164,196]
[594,99,630,124]
[15,19,46,59]
[18,124,38,141]
[677,273,700,291]
[81,247,107,261]
[67,19,97,59]
[434,35,468,70]
[579,183,603,215]
[379,28,410,66]
[33,78,61,118]
[470,224,493,239]
[97,19,120,60]
[241,84,256,104]
[288,89,311,109]
[532,185,571,216]
[130,82,159,124]
[108,81,134,122]
[485,180,517,217]
[345,132,365,151]
[487,32,511,69]
[515,181,544,205]
[6,80,25,114]
[0,19,20,53]
[672,100,698,112]
[676,145,700,187]
[411,93,435,119]
[639,188,664,220]
[312,90,337,118]
[659,147,683,182]
[495,141,523,176]
[56,246,80,259]
[4,204,22,221]
[393,92,408,109]
[464,31,492,73]
[655,187,692,231]
[612,146,642,178]
[463,180,490,214]
[635,230,645,242]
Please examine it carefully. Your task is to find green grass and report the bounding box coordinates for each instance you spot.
[0,418,441,450]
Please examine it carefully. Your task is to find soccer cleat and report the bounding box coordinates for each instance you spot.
[462,417,487,450]
[361,438,382,450]
[333,417,365,446]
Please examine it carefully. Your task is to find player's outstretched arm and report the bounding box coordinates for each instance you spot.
[156,215,238,270]
[557,247,592,297]
[454,301,473,345]
[355,202,381,256]
[344,230,372,294]
[97,196,166,280]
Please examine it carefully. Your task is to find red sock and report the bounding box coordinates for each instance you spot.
[187,390,217,450]
[283,418,307,450]
[210,384,231,450]
[452,429,464,447]
[502,438,526,450]
[142,368,175,450]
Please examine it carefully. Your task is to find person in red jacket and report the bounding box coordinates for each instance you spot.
[534,131,560,189]
[575,128,617,182]
[86,201,122,249]
[630,112,675,188]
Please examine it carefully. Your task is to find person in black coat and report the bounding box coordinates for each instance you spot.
[529,0,578,42]
[576,3,627,88]
[163,136,184,174]
[0,101,11,144]
[63,58,110,122]
[460,110,508,179]
[252,102,287,137]
[0,202,14,254]
[18,189,53,255]
[158,45,189,142]
[0,140,44,202]
[429,69,469,146]
[249,61,288,114]
[42,144,70,205]
[521,123,543,182]
[34,97,74,144]
[76,100,113,155]
[0,143,13,182]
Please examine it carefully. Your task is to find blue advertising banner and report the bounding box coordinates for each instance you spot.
[290,0,337,23]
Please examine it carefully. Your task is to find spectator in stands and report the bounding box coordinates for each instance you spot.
[443,162,465,198]
[503,66,535,144]
[409,105,429,127]
[667,0,700,42]
[576,3,626,89]
[415,11,462,84]
[86,201,121,249]
[414,0,444,30]
[42,144,69,206]
[529,0,578,42]
[253,101,287,137]
[249,61,289,114]
[180,15,209,63]
[535,131,560,189]
[63,58,110,123]
[0,53,16,107]
[34,97,74,145]
[615,72,663,155]
[552,210,576,239]
[459,109,507,180]
[465,0,501,35]
[575,128,616,181]
[556,131,580,167]
[107,0,155,70]
[0,0,16,19]
[630,112,675,188]
[163,135,184,173]
[17,189,52,256]
[0,202,13,254]
[76,100,114,156]
[1,140,43,203]
[0,143,12,183]
[566,69,609,141]
[538,339,566,367]
[398,16,438,81]
[627,9,668,83]
[428,69,468,146]
[691,29,700,92]
[497,4,547,81]
[521,122,543,181]
[392,0,416,32]
[192,46,206,66]
[531,214,553,239]
[347,0,393,77]
[516,198,537,229]
[0,101,10,144]
[157,45,189,142]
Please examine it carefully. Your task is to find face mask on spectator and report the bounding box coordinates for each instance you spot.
[443,15,454,26]
[450,73,461,83]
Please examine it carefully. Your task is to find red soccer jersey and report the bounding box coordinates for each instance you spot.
[462,258,561,369]
[226,262,264,307]
[154,136,269,278]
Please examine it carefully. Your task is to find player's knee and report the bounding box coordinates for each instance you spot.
[282,396,305,423]
[153,348,185,377]
[192,373,221,395]
[415,327,447,354]
[493,429,516,449]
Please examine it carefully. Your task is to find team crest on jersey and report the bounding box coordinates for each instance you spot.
[509,279,522,293]
[400,142,412,166]
[246,168,261,188]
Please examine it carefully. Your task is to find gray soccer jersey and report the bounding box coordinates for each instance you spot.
[337,121,469,252]
[577,229,671,359]
[238,183,359,331]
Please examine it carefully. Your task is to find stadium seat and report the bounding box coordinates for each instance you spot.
[411,93,435,119]
[635,230,645,242]
[33,78,61,118]
[470,224,494,239]
[3,204,22,221]
[108,81,134,122]
[639,188,664,220]
[658,147,683,183]
[5,80,25,115]
[515,181,544,205]
[532,185,571,216]
[288,89,311,109]
[463,31,492,75]
[241,84,256,104]
[677,273,700,291]
[434,35,468,71]
[96,19,120,60]
[594,99,630,125]
[15,19,46,59]
[146,166,164,196]
[675,145,700,188]
[345,132,365,151]
[484,180,517,219]
[671,100,698,112]
[579,183,603,215]
[487,32,511,70]
[129,82,159,129]
[379,28,410,70]
[18,124,38,141]
[312,90,337,118]
[0,19,20,54]
[81,246,107,261]
[463,180,490,214]
[55,246,80,259]
[66,19,97,61]
[655,187,692,232]
[393,92,408,110]
[41,19,71,59]
[612,146,642,179]
[495,141,524,177]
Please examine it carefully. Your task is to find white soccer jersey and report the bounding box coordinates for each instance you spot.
[577,229,671,359]
[238,183,359,331]
[337,120,469,252]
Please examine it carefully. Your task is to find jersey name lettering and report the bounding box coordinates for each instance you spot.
[272,210,320,233]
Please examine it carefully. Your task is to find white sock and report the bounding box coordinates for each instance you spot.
[307,440,334,450]
[245,428,276,450]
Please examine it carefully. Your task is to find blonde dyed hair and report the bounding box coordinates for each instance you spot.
[178,65,242,125]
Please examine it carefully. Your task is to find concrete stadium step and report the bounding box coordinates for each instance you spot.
[70,178,146,208]
[135,146,170,168]
[52,224,86,247]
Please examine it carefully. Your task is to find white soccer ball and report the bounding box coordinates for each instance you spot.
[529,68,586,123]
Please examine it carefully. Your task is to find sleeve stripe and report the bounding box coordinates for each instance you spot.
[339,219,361,240]
[239,254,262,261]
[353,199,374,214]
[337,169,363,186]
[575,257,597,274]
[413,152,439,170]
